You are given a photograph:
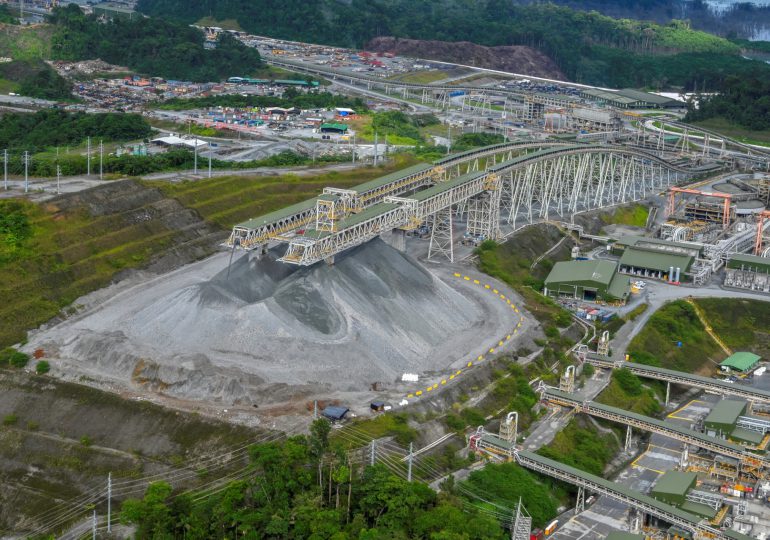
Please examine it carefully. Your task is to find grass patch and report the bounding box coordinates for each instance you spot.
[598,368,662,416]
[332,413,418,447]
[601,204,649,228]
[146,154,419,229]
[393,70,448,84]
[194,16,243,31]
[694,298,770,358]
[627,300,722,373]
[475,226,573,327]
[691,117,770,147]
[537,416,619,476]
[0,23,53,61]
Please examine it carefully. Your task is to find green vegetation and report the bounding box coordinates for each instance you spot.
[157,88,365,112]
[49,4,262,82]
[333,413,418,447]
[357,111,440,146]
[0,110,152,152]
[393,70,448,84]
[451,133,506,152]
[462,463,561,528]
[2,414,18,426]
[602,204,649,228]
[137,0,764,91]
[626,303,648,322]
[0,24,53,61]
[475,227,573,327]
[119,429,508,539]
[148,155,417,228]
[0,5,18,24]
[690,117,770,147]
[628,300,721,373]
[35,360,50,374]
[686,76,770,131]
[596,369,661,417]
[0,60,71,100]
[0,348,30,368]
[538,417,618,476]
[694,298,770,358]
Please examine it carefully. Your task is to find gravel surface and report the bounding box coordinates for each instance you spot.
[26,239,519,408]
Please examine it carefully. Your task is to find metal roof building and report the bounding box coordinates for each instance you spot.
[720,352,761,373]
[727,253,770,274]
[580,88,682,109]
[650,471,696,506]
[544,260,630,302]
[705,401,747,435]
[618,247,694,277]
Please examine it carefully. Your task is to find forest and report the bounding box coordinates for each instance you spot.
[134,0,768,90]
[686,76,770,131]
[116,420,530,539]
[158,88,367,112]
[0,110,153,152]
[48,4,262,82]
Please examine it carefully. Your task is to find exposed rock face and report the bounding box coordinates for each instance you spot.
[366,36,566,79]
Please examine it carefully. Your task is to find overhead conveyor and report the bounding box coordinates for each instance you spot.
[584,354,770,405]
[542,388,767,474]
[513,450,753,540]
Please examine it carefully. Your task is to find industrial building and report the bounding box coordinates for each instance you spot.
[720,352,761,374]
[612,236,699,283]
[725,253,770,293]
[606,533,645,540]
[580,88,682,109]
[703,400,770,447]
[543,260,630,302]
[650,470,718,520]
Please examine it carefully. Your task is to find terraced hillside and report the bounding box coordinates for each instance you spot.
[147,158,417,229]
[0,180,223,348]
[0,369,261,536]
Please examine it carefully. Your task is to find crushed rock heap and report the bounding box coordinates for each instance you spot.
[31,239,496,405]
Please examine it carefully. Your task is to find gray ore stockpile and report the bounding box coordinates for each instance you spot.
[34,239,489,405]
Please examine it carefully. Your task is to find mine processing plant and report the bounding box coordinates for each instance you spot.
[228,140,716,266]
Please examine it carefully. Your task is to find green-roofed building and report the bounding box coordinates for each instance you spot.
[651,471,696,506]
[727,253,770,274]
[720,352,761,373]
[544,260,630,302]
[680,500,718,520]
[704,400,747,437]
[605,533,645,540]
[618,246,693,282]
[320,123,348,133]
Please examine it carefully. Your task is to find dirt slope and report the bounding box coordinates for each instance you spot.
[366,36,565,79]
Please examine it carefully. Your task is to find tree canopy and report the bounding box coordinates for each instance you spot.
[49,4,262,82]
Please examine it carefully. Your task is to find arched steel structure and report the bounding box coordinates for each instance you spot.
[273,144,701,266]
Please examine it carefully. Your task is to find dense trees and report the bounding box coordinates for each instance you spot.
[48,4,262,82]
[0,110,152,152]
[135,0,763,90]
[159,89,367,112]
[686,76,770,131]
[119,422,510,539]
[0,60,72,101]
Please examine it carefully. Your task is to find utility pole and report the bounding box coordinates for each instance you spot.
[351,134,356,164]
[447,124,451,155]
[407,442,413,482]
[208,143,212,178]
[369,440,376,466]
[23,151,29,193]
[313,400,318,420]
[373,131,378,165]
[99,140,103,180]
[92,510,96,540]
[56,165,61,195]
[87,137,91,176]
[107,472,112,533]
[194,139,198,175]
[3,149,7,190]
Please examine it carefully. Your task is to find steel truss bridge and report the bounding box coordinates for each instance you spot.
[513,450,752,540]
[542,388,768,477]
[228,141,708,266]
[584,353,770,406]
